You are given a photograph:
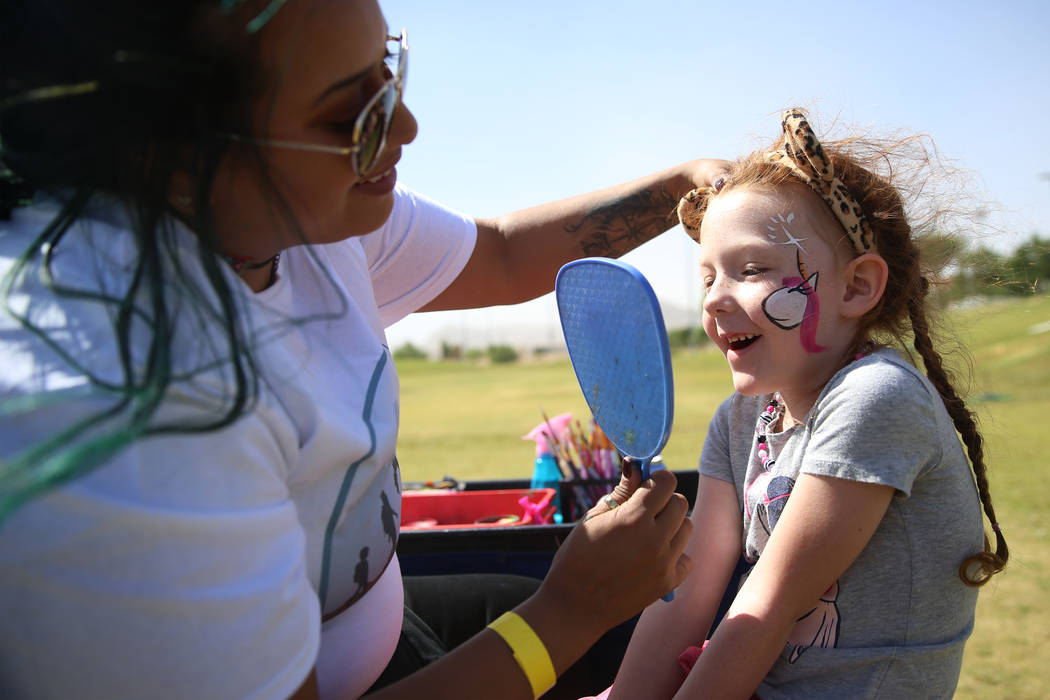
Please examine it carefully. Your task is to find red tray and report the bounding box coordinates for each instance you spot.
[400,488,556,530]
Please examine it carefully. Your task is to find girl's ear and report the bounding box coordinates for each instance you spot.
[841,253,888,318]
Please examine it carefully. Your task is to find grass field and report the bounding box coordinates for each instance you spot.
[396,295,1050,699]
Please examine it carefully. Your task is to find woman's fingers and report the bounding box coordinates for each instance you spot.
[583,458,640,521]
[538,466,693,632]
[585,459,679,523]
[689,157,733,190]
[641,471,693,590]
[628,468,680,515]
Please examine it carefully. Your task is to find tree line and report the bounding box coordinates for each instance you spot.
[946,234,1049,298]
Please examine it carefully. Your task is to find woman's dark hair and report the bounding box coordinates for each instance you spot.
[0,1,286,518]
[684,116,1008,586]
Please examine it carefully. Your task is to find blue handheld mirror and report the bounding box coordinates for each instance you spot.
[555,258,674,482]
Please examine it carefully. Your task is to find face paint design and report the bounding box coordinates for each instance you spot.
[762,215,828,354]
[763,253,816,330]
[766,212,809,253]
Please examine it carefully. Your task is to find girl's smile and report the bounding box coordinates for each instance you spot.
[725,333,760,351]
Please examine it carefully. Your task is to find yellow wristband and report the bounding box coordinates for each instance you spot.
[487,611,556,698]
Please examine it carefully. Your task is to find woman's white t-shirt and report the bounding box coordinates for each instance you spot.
[0,186,476,699]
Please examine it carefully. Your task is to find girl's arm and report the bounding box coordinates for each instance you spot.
[610,476,743,699]
[674,474,895,700]
[421,159,729,310]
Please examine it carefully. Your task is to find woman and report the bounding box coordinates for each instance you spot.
[0,1,723,697]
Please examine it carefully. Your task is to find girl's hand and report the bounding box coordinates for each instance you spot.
[533,462,693,638]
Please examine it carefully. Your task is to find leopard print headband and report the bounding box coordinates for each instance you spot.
[767,109,874,252]
[677,109,875,253]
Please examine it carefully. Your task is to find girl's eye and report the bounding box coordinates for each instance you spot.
[742,266,763,277]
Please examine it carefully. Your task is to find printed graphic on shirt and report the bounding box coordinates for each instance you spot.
[788,581,841,663]
[354,546,370,598]
[744,471,795,561]
[381,490,399,545]
[318,349,400,620]
[742,468,842,663]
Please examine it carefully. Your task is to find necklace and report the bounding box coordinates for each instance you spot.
[755,342,877,468]
[222,251,281,287]
[755,394,783,469]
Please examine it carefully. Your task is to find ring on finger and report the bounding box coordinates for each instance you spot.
[601,494,621,510]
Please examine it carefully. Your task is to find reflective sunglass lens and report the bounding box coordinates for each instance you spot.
[357,112,384,174]
[357,85,400,175]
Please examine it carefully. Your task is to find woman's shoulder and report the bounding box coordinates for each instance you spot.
[0,198,241,396]
[1,195,206,295]
[1,203,126,386]
[357,185,474,249]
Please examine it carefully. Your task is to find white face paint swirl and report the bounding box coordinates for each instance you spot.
[763,274,816,329]
[766,212,809,253]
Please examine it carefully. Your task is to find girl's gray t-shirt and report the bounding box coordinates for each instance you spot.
[700,348,984,699]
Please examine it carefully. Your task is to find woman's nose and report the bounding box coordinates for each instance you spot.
[390,100,418,149]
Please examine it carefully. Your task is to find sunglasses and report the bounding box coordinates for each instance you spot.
[229,29,407,176]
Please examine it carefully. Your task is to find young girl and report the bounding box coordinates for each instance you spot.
[606,109,1009,699]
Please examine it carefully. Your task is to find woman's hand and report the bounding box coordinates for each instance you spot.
[532,462,693,638]
[683,158,733,194]
[579,457,648,523]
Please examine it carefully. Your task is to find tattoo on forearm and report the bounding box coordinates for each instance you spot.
[565,188,680,257]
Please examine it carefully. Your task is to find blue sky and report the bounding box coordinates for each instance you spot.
[380,0,1050,351]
